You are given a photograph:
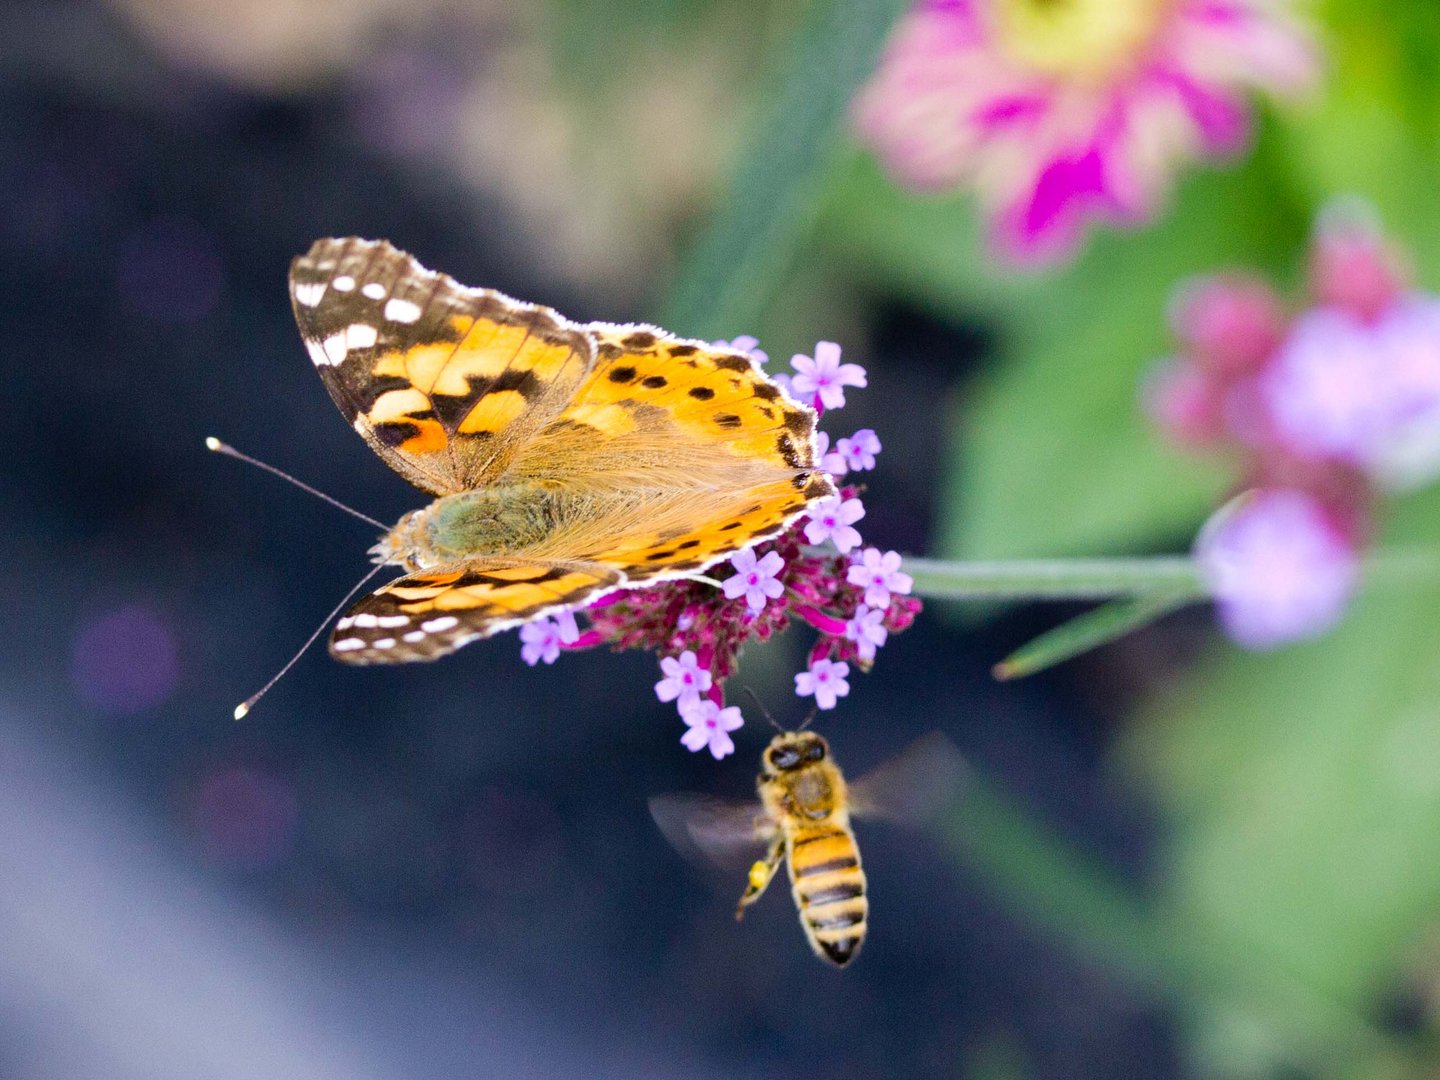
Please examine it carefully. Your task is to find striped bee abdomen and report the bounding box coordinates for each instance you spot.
[788,823,867,967]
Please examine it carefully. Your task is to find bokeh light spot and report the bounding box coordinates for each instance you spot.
[70,603,180,715]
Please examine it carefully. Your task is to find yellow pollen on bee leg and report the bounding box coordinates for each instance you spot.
[748,860,771,891]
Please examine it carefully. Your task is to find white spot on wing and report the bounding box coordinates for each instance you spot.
[421,616,459,633]
[373,638,396,649]
[332,275,355,292]
[294,281,326,307]
[377,614,410,628]
[354,613,379,628]
[322,333,347,365]
[385,298,422,324]
[345,323,378,350]
[402,631,425,643]
[333,638,365,652]
[336,615,355,630]
[306,341,328,367]
[362,282,386,300]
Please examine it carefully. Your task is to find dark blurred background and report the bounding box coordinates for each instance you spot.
[5,1,1385,1077]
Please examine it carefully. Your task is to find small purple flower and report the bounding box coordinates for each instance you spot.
[789,342,867,411]
[1196,488,1359,649]
[815,432,848,476]
[655,649,714,706]
[1261,307,1394,465]
[721,547,787,613]
[845,605,889,662]
[835,429,881,472]
[803,494,866,553]
[794,659,851,711]
[519,611,580,666]
[679,698,744,759]
[847,548,914,609]
[714,335,769,367]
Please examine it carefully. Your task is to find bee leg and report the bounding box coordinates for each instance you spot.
[735,835,784,921]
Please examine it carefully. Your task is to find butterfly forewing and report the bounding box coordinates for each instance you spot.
[290,237,596,496]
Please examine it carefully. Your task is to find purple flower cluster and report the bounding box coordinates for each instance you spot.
[517,340,920,758]
[1147,202,1437,647]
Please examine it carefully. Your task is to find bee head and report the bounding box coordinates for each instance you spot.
[764,731,829,773]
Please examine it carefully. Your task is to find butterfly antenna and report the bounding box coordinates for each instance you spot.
[233,561,389,720]
[205,437,388,530]
[797,707,819,732]
[740,687,785,733]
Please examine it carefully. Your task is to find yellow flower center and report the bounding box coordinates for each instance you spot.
[990,0,1170,83]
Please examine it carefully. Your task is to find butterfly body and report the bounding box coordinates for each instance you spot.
[289,237,834,664]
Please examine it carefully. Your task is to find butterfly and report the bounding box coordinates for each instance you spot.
[289,237,835,664]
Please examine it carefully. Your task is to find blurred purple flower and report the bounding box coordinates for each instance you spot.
[1261,307,1395,466]
[854,0,1319,262]
[679,699,744,759]
[835,429,882,472]
[714,334,770,367]
[1196,488,1359,649]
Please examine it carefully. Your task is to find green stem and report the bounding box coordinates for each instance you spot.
[659,0,908,338]
[906,548,1440,603]
[905,556,1206,601]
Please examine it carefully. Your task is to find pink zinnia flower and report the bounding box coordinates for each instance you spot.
[1196,488,1360,649]
[854,0,1319,262]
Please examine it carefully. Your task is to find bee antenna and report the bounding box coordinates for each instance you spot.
[797,707,819,732]
[206,437,388,530]
[740,687,785,733]
[232,561,389,720]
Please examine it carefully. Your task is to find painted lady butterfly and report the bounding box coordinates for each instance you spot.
[289,238,834,664]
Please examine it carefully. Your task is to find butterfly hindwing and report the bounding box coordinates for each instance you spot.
[329,559,623,664]
[506,325,835,582]
[291,237,596,496]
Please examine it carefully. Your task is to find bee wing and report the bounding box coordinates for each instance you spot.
[848,731,968,826]
[648,794,775,875]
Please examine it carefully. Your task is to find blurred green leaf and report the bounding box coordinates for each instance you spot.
[659,0,908,338]
[1121,483,1440,1070]
[993,594,1193,681]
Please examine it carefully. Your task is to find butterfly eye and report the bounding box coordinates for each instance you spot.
[770,747,801,770]
[804,742,825,762]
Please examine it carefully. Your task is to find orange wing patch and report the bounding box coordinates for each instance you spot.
[570,327,821,475]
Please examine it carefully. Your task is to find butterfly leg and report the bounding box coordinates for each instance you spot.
[735,833,785,921]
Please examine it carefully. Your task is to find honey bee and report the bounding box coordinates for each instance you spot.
[651,729,963,968]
